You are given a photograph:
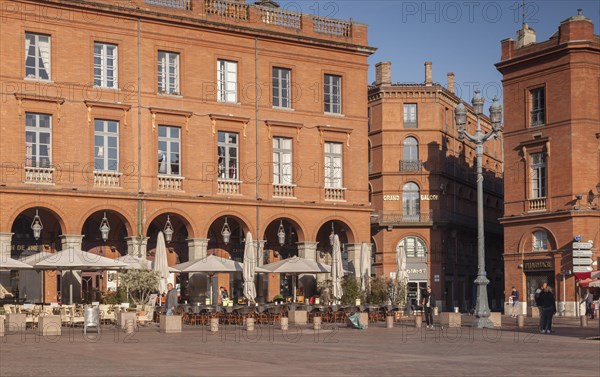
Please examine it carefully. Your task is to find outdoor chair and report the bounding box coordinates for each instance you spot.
[267,306,283,325]
[69,306,85,327]
[137,306,155,326]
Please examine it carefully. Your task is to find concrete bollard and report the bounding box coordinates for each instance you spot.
[580,315,588,327]
[246,317,255,331]
[517,314,525,328]
[280,317,288,331]
[414,315,422,328]
[313,316,322,330]
[210,318,219,332]
[124,320,135,334]
[386,316,394,329]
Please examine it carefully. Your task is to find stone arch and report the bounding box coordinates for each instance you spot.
[202,210,253,238]
[312,216,357,244]
[144,207,198,239]
[518,226,558,253]
[6,202,68,234]
[75,204,135,236]
[261,213,306,242]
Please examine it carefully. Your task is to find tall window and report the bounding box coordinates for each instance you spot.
[324,142,343,188]
[94,120,119,171]
[25,33,51,80]
[530,88,545,126]
[530,152,546,198]
[403,137,419,161]
[94,43,118,88]
[158,126,180,175]
[402,182,420,220]
[25,113,52,168]
[157,51,179,95]
[217,60,237,103]
[324,74,341,114]
[399,236,426,258]
[272,67,291,108]
[404,104,417,128]
[218,131,238,180]
[273,137,292,185]
[532,230,548,251]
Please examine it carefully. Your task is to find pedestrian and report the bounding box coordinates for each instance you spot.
[165,283,178,316]
[582,289,594,319]
[220,286,228,303]
[538,285,556,334]
[421,286,436,329]
[535,282,547,331]
[510,286,519,318]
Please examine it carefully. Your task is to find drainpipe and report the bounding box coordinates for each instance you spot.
[137,17,144,256]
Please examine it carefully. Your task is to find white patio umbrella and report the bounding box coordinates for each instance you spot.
[360,242,371,293]
[0,256,33,270]
[396,244,409,303]
[260,256,331,302]
[152,231,170,296]
[331,234,343,302]
[242,232,257,304]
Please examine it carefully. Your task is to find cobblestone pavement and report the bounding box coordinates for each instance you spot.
[1,315,599,377]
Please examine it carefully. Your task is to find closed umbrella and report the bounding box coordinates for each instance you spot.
[396,244,409,304]
[260,256,331,302]
[331,234,343,302]
[360,242,370,293]
[243,232,257,304]
[152,231,170,296]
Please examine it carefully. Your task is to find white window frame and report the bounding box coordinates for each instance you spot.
[324,74,341,114]
[530,88,545,127]
[533,230,548,251]
[272,67,291,108]
[530,152,546,199]
[402,182,420,220]
[217,60,237,103]
[218,131,239,180]
[324,141,343,188]
[158,126,181,176]
[25,33,51,80]
[94,42,118,88]
[399,236,426,258]
[94,120,119,171]
[158,51,180,95]
[273,137,292,185]
[25,113,52,168]
[403,137,419,161]
[404,103,417,128]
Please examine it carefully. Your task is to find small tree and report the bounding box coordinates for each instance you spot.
[387,277,408,306]
[366,276,388,305]
[120,269,160,306]
[341,276,360,305]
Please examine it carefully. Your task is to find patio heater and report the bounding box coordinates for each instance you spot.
[31,208,43,241]
[99,212,110,242]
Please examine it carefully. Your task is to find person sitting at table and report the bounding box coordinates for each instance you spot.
[219,287,228,302]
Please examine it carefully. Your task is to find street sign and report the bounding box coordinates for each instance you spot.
[573,250,593,257]
[573,242,593,249]
[573,257,593,265]
[573,265,593,273]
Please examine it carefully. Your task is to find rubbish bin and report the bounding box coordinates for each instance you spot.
[433,307,439,316]
[84,307,100,335]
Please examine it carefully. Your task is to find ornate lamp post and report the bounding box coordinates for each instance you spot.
[31,209,43,241]
[163,215,174,243]
[277,220,286,246]
[99,212,110,242]
[454,89,503,328]
[221,217,231,245]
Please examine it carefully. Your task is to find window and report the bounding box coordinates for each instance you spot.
[403,137,419,161]
[404,104,417,128]
[533,230,548,251]
[157,51,179,95]
[217,60,237,103]
[324,142,343,188]
[25,33,51,80]
[402,182,420,221]
[94,43,118,88]
[324,74,341,114]
[272,67,291,108]
[158,126,180,175]
[94,120,119,171]
[25,113,52,168]
[398,236,426,258]
[273,137,292,185]
[218,131,238,180]
[530,152,546,198]
[530,88,545,126]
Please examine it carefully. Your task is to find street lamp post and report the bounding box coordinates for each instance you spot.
[454,89,503,328]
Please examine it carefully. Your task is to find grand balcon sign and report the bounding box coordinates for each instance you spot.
[523,259,554,271]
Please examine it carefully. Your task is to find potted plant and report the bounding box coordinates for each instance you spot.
[273,294,284,304]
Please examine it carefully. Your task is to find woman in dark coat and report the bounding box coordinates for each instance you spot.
[538,286,557,333]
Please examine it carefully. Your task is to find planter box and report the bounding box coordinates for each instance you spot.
[160,315,182,333]
[359,312,368,329]
[117,312,137,329]
[489,312,501,327]
[6,313,26,332]
[288,310,307,325]
[38,315,61,336]
[439,312,461,328]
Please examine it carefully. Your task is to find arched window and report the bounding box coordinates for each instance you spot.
[402,182,420,221]
[532,230,548,251]
[398,236,427,258]
[403,137,418,161]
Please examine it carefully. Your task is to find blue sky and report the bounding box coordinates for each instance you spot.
[277,0,600,101]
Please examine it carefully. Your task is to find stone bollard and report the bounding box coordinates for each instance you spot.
[124,320,135,334]
[386,316,394,329]
[517,314,525,328]
[580,315,588,327]
[313,316,322,330]
[246,317,255,331]
[414,314,422,328]
[280,317,288,331]
[210,318,219,332]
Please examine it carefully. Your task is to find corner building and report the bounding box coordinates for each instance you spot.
[368,62,504,311]
[0,0,375,303]
[496,11,600,316]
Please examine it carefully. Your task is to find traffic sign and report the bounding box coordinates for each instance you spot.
[573,242,593,249]
[573,250,593,257]
[573,265,593,273]
[573,257,593,265]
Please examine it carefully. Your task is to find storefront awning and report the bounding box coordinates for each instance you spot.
[574,270,600,280]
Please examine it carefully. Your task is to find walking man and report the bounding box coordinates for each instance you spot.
[510,286,520,318]
[422,286,436,329]
[165,283,178,316]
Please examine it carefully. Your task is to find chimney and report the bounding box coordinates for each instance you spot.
[375,62,392,86]
[516,23,536,48]
[424,61,432,86]
[447,72,455,94]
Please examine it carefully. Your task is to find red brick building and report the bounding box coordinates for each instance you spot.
[368,62,504,311]
[0,0,375,303]
[496,11,600,316]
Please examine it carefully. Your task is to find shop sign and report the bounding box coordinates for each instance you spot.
[572,242,593,249]
[406,262,428,280]
[523,259,554,271]
[420,194,439,201]
[383,195,400,201]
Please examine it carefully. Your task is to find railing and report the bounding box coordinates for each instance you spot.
[371,210,433,226]
[218,179,241,195]
[528,197,547,212]
[144,0,192,10]
[400,160,423,172]
[158,175,184,191]
[272,184,295,198]
[94,170,122,188]
[324,187,346,201]
[205,0,248,20]
[24,166,54,184]
[259,7,301,29]
[313,16,351,37]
